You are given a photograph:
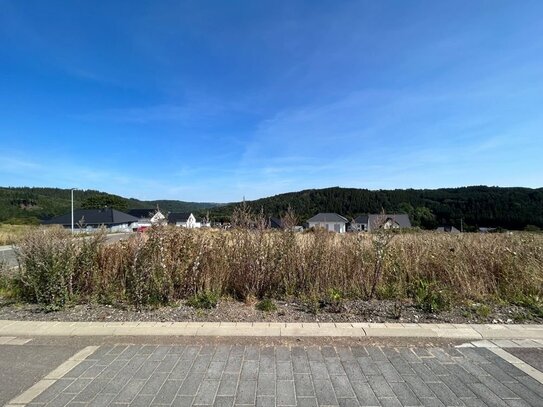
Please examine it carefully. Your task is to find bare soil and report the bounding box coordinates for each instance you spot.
[0,297,541,324]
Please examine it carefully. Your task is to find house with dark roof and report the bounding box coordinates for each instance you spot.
[269,217,283,229]
[168,212,201,228]
[436,225,460,233]
[307,213,349,233]
[352,214,411,232]
[44,208,139,232]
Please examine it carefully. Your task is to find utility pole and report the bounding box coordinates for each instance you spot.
[71,188,75,234]
[460,218,464,233]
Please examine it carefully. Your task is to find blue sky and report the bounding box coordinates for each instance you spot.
[1,1,542,202]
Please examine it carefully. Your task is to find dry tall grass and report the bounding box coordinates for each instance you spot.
[11,226,543,310]
[0,224,37,246]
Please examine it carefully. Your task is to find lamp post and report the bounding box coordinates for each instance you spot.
[71,188,76,234]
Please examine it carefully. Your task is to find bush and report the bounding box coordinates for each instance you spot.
[15,227,77,311]
[410,279,451,313]
[186,291,219,309]
[256,298,277,312]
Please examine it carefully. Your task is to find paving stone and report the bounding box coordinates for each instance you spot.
[419,397,445,407]
[63,378,92,394]
[200,346,217,356]
[112,379,146,403]
[306,347,324,362]
[257,373,276,396]
[390,382,421,406]
[338,397,361,407]
[294,373,315,397]
[439,374,476,398]
[191,354,213,373]
[296,397,318,407]
[140,372,169,395]
[245,346,260,360]
[313,379,338,406]
[276,380,296,406]
[72,379,110,402]
[368,375,396,398]
[398,348,422,363]
[129,394,155,407]
[427,382,464,407]
[206,361,226,379]
[351,347,369,357]
[351,381,380,406]
[331,375,355,398]
[342,360,366,382]
[47,392,77,407]
[225,355,243,373]
[168,345,186,354]
[357,357,380,376]
[309,360,329,380]
[179,372,205,396]
[214,395,235,407]
[213,346,232,361]
[33,378,73,403]
[194,379,220,405]
[462,398,491,407]
[117,345,141,359]
[403,374,435,398]
[64,360,97,378]
[241,360,259,380]
[504,400,532,407]
[322,346,338,358]
[376,361,403,382]
[172,395,194,407]
[156,356,179,373]
[408,362,438,383]
[423,359,450,377]
[170,358,192,380]
[292,356,311,374]
[479,375,519,399]
[87,392,116,407]
[153,379,183,405]
[275,346,291,361]
[326,357,347,376]
[218,373,239,396]
[337,347,356,361]
[503,382,543,406]
[388,356,416,376]
[133,359,161,379]
[230,345,245,356]
[276,361,293,380]
[291,346,306,357]
[259,356,275,374]
[235,380,257,405]
[378,396,403,407]
[467,382,509,407]
[367,347,388,362]
[256,395,275,407]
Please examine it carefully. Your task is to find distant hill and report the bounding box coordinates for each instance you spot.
[0,187,221,224]
[203,186,543,231]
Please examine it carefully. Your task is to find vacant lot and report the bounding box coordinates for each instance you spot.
[2,227,542,322]
[0,224,36,246]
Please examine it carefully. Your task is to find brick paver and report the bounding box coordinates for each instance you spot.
[23,345,543,407]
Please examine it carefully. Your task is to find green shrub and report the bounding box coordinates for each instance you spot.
[186,291,219,309]
[410,279,450,313]
[256,298,277,312]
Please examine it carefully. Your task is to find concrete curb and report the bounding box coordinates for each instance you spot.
[1,320,542,339]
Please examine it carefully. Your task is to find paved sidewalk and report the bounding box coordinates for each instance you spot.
[9,343,543,407]
[1,320,543,340]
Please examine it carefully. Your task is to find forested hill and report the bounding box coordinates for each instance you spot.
[204,186,543,230]
[0,187,220,224]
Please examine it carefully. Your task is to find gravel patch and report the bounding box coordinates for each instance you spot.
[0,298,541,324]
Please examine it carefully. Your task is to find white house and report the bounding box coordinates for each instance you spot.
[352,214,411,232]
[306,213,349,233]
[127,208,167,230]
[168,212,201,228]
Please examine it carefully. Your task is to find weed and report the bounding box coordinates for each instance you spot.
[186,291,219,309]
[410,279,450,313]
[256,298,277,312]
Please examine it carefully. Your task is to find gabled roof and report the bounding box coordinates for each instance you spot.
[168,212,194,223]
[354,214,411,228]
[269,217,283,229]
[127,209,156,219]
[44,208,139,226]
[436,225,460,233]
[307,213,349,223]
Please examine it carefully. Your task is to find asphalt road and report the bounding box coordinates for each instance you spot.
[0,344,81,406]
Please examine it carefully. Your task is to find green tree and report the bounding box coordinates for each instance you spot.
[81,195,128,211]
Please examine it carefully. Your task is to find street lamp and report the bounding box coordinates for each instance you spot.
[71,188,77,234]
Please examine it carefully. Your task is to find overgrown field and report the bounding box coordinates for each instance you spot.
[0,224,37,246]
[2,227,543,316]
